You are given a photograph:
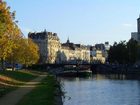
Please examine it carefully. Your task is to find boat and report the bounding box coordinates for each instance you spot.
[58,68,92,77]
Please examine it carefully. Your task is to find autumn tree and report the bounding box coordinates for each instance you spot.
[0,1,39,70]
[0,1,18,69]
[17,38,39,67]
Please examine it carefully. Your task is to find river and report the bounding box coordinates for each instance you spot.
[60,74,140,105]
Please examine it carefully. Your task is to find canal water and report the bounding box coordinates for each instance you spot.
[60,74,140,105]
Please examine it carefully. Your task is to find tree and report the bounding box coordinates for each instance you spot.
[127,38,138,64]
[5,26,23,70]
[108,41,128,64]
[0,1,19,70]
[108,39,139,64]
[0,1,39,70]
[16,38,39,67]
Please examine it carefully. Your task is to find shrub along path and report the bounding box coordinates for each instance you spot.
[0,74,47,105]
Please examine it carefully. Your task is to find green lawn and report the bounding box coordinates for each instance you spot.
[0,70,37,82]
[17,75,60,105]
[0,70,39,97]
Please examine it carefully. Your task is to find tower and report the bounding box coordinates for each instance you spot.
[137,15,140,33]
[137,15,140,40]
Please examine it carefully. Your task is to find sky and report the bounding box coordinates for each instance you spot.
[4,0,140,45]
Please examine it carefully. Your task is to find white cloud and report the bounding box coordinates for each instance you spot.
[23,28,33,33]
[122,23,133,27]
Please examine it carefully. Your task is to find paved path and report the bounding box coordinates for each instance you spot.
[0,75,47,105]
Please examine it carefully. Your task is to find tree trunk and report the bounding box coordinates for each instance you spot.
[1,58,4,71]
[11,56,15,71]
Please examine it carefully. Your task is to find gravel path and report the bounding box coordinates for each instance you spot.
[0,75,46,105]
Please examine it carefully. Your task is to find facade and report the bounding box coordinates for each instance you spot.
[131,15,140,42]
[28,30,90,64]
[90,46,106,64]
[28,30,61,64]
[47,32,61,63]
[105,42,110,51]
[60,40,90,64]
[95,43,108,59]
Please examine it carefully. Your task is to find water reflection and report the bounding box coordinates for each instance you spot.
[61,74,140,105]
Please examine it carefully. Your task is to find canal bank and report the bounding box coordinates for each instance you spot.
[48,67,92,77]
[91,64,140,74]
[16,74,63,105]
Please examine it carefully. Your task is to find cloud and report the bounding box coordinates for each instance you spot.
[122,23,133,27]
[23,28,33,33]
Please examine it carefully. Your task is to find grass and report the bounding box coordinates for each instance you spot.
[17,75,59,105]
[0,85,16,97]
[0,70,38,82]
[0,70,39,97]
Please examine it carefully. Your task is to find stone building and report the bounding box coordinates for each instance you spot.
[28,30,90,64]
[28,30,61,64]
[60,39,90,64]
[90,44,107,64]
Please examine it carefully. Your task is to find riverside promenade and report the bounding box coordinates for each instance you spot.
[0,74,47,105]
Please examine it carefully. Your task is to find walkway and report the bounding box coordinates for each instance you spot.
[0,74,47,105]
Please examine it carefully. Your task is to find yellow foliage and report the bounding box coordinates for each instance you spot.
[0,1,39,68]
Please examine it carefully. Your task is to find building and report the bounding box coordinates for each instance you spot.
[131,15,140,42]
[90,46,106,64]
[105,42,110,51]
[28,30,90,64]
[28,30,61,64]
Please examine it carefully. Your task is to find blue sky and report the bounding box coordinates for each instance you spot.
[4,0,140,45]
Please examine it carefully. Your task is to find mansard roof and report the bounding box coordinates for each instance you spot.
[61,41,89,51]
[28,30,59,40]
[61,43,76,50]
